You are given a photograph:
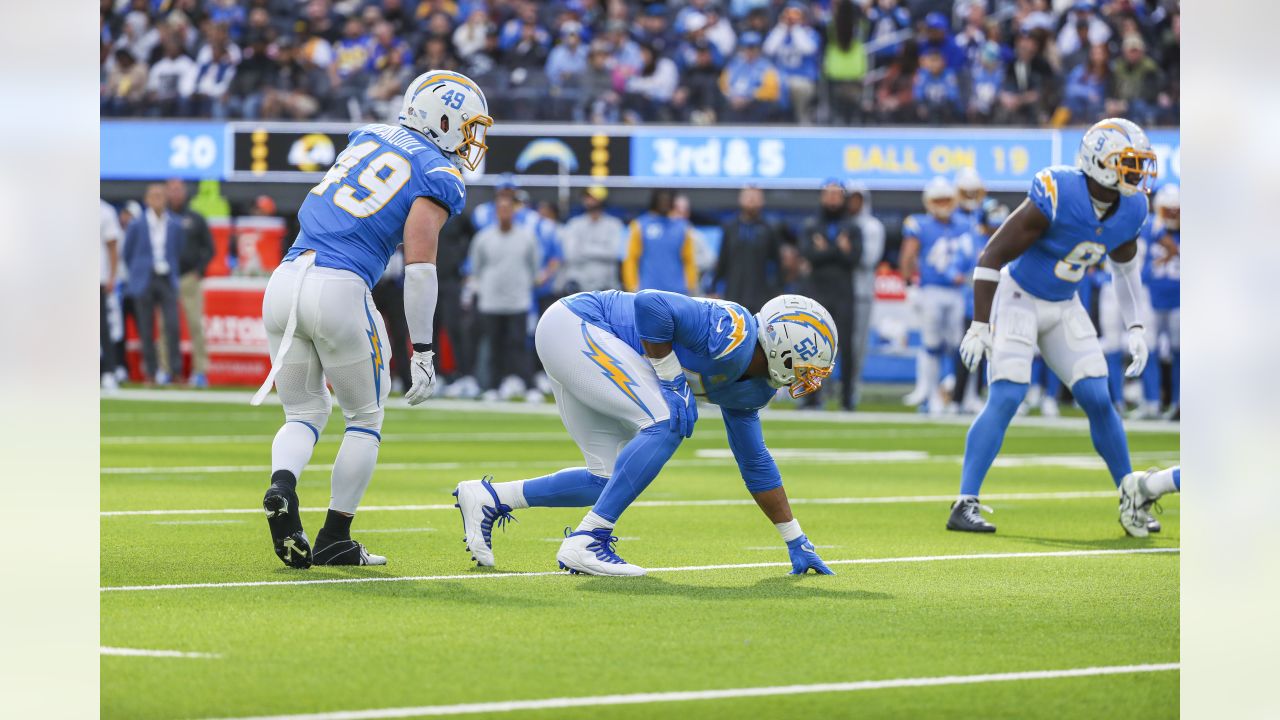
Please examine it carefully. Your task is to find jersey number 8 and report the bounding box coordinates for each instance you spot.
[309,140,411,218]
[1054,241,1107,282]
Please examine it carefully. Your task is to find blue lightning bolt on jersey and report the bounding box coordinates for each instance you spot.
[902,213,978,288]
[287,123,467,288]
[1008,165,1147,302]
[561,289,782,491]
[1141,220,1180,310]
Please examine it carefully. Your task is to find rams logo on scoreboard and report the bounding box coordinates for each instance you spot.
[288,133,337,172]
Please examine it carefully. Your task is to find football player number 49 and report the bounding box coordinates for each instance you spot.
[309,140,412,218]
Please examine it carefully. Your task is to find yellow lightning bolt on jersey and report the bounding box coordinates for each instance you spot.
[1036,169,1059,220]
[714,305,748,360]
[580,324,654,420]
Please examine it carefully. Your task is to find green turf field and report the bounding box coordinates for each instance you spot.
[101,394,1180,719]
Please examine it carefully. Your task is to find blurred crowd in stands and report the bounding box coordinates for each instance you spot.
[101,0,1179,127]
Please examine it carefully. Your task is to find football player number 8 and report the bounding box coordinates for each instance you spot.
[309,140,412,218]
[1054,241,1107,282]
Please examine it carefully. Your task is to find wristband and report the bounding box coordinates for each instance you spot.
[973,266,1001,283]
[412,343,433,353]
[775,519,803,543]
[648,351,683,381]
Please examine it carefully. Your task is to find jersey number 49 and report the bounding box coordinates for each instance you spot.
[309,140,411,218]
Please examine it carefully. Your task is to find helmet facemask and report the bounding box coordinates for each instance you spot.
[1105,146,1158,196]
[453,114,492,171]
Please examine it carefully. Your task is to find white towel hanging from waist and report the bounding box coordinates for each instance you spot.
[250,253,316,406]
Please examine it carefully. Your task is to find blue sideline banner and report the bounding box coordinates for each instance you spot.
[101,121,230,180]
[630,127,1057,190]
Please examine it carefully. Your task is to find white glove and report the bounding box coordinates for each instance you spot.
[958,321,992,372]
[1124,327,1148,378]
[406,350,437,406]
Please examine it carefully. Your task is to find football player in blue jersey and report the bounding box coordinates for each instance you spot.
[950,117,1158,533]
[1119,465,1179,537]
[251,70,492,568]
[1140,183,1180,421]
[452,291,838,576]
[900,176,979,415]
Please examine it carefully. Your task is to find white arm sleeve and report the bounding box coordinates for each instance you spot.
[1111,254,1144,330]
[404,262,438,346]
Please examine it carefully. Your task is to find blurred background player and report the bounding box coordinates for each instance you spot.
[900,176,976,415]
[100,199,123,393]
[1119,466,1180,537]
[799,180,860,410]
[952,118,1157,534]
[453,291,838,577]
[845,181,884,409]
[1139,183,1180,420]
[951,167,990,414]
[253,70,490,568]
[623,189,700,296]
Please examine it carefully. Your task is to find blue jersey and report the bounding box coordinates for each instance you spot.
[288,124,466,288]
[562,289,781,490]
[1141,221,1180,310]
[903,212,977,288]
[1008,165,1146,302]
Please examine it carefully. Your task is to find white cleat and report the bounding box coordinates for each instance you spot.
[1040,396,1060,417]
[453,477,516,567]
[556,529,646,576]
[1118,470,1155,538]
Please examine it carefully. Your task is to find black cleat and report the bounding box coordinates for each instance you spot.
[313,531,387,566]
[947,497,996,533]
[264,479,311,569]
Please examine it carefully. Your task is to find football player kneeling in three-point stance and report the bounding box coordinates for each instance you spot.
[455,291,839,576]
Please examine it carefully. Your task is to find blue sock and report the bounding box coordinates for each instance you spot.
[591,422,683,524]
[1105,352,1124,404]
[522,467,609,507]
[960,380,1028,496]
[1173,467,1180,490]
[1142,355,1161,405]
[1073,376,1132,485]
[1171,350,1180,405]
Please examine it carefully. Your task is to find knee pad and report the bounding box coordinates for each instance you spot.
[986,381,1028,416]
[284,396,332,435]
[344,407,385,436]
[1071,377,1111,415]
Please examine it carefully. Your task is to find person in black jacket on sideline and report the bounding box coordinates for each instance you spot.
[799,180,861,410]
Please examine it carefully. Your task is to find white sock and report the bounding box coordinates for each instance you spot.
[957,494,978,503]
[922,352,940,395]
[272,422,318,478]
[329,430,380,514]
[1142,467,1179,499]
[775,518,803,543]
[575,510,613,533]
[492,480,529,509]
[912,351,927,396]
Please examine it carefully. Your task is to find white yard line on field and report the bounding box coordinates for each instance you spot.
[201,662,1179,719]
[103,388,1178,432]
[100,548,1177,592]
[100,646,221,659]
[356,528,438,534]
[98,450,1179,477]
[100,489,1119,517]
[151,519,246,526]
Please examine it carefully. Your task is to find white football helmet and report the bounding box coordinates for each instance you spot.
[755,295,838,398]
[399,70,493,171]
[1154,183,1179,230]
[1076,117,1157,197]
[922,175,957,220]
[954,167,985,211]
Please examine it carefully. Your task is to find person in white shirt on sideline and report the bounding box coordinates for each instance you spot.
[844,180,885,409]
[101,199,124,392]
